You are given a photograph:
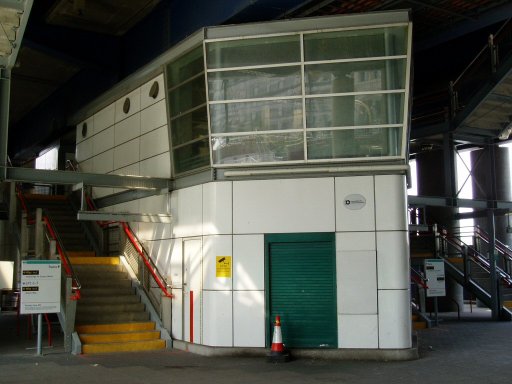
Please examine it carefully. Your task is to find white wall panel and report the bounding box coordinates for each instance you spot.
[203,235,232,291]
[140,125,169,160]
[93,149,113,174]
[170,185,202,238]
[337,250,377,314]
[139,152,171,178]
[93,103,115,134]
[171,288,183,340]
[147,239,173,273]
[114,138,139,170]
[339,315,378,349]
[337,232,375,251]
[76,139,93,162]
[376,231,410,290]
[78,158,93,173]
[141,74,165,109]
[115,88,141,122]
[114,114,140,146]
[202,291,233,347]
[92,126,114,156]
[113,163,139,176]
[139,194,168,214]
[168,238,183,288]
[378,289,411,349]
[233,178,335,234]
[141,99,167,134]
[137,222,172,242]
[234,291,265,347]
[233,235,264,291]
[335,176,375,232]
[375,175,407,231]
[203,182,232,235]
[76,117,93,143]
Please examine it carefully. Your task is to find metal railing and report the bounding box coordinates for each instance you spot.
[450,18,512,120]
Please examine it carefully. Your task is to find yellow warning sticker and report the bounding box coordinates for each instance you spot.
[216,256,232,278]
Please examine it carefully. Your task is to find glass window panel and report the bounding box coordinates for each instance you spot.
[168,76,206,118]
[306,93,404,128]
[171,107,209,147]
[305,59,406,94]
[212,132,304,164]
[210,100,303,134]
[304,26,408,61]
[206,36,300,69]
[208,66,302,101]
[166,46,204,87]
[173,138,210,174]
[307,127,402,160]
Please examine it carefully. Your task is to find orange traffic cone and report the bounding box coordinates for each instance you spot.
[267,315,291,363]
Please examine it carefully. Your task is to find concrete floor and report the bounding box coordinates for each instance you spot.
[1,308,511,384]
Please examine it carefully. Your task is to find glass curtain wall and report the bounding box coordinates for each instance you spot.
[205,25,409,166]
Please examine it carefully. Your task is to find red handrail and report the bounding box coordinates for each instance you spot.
[121,222,173,298]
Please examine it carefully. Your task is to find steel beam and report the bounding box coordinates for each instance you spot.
[77,211,172,224]
[4,167,171,189]
[94,188,167,209]
[408,195,512,210]
[0,69,9,180]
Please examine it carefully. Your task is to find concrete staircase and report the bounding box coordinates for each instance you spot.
[72,256,166,354]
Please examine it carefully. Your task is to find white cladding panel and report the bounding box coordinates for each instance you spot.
[79,158,93,173]
[139,194,168,214]
[378,289,412,349]
[234,291,265,347]
[376,231,410,290]
[115,87,141,122]
[375,175,407,231]
[139,152,171,178]
[140,125,169,160]
[233,178,335,234]
[168,238,183,288]
[337,250,377,314]
[93,103,115,134]
[337,232,375,251]
[148,239,172,273]
[202,235,233,291]
[76,139,93,162]
[141,74,165,109]
[76,117,93,143]
[137,222,172,242]
[92,126,114,156]
[233,235,264,291]
[171,288,183,340]
[170,185,202,238]
[335,176,375,232]
[202,291,233,347]
[114,114,140,146]
[203,182,233,235]
[339,315,378,349]
[114,138,139,170]
[93,149,113,174]
[113,163,139,176]
[141,99,167,134]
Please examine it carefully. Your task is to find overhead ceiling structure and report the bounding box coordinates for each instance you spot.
[5,0,512,164]
[0,0,33,69]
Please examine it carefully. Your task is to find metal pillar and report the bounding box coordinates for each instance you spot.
[0,69,11,181]
[487,209,500,320]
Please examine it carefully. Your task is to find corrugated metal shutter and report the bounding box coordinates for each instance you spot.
[267,233,337,348]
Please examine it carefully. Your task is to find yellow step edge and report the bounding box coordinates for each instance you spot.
[82,339,165,354]
[76,322,156,334]
[446,257,463,263]
[413,322,427,330]
[69,256,120,265]
[80,330,160,344]
[503,301,512,308]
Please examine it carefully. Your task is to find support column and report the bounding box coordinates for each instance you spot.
[0,69,11,181]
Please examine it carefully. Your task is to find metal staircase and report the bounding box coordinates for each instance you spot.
[410,224,512,321]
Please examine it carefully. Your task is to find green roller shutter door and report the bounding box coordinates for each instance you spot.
[266,233,337,348]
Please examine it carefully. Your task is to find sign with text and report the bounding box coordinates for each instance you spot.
[216,256,232,278]
[20,260,61,314]
[424,259,446,297]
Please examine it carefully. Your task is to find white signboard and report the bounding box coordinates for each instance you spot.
[20,260,61,314]
[425,259,446,297]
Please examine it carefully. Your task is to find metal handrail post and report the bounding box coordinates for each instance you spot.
[35,208,44,258]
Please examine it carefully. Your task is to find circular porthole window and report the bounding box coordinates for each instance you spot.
[123,97,131,114]
[149,81,159,99]
[81,122,87,138]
